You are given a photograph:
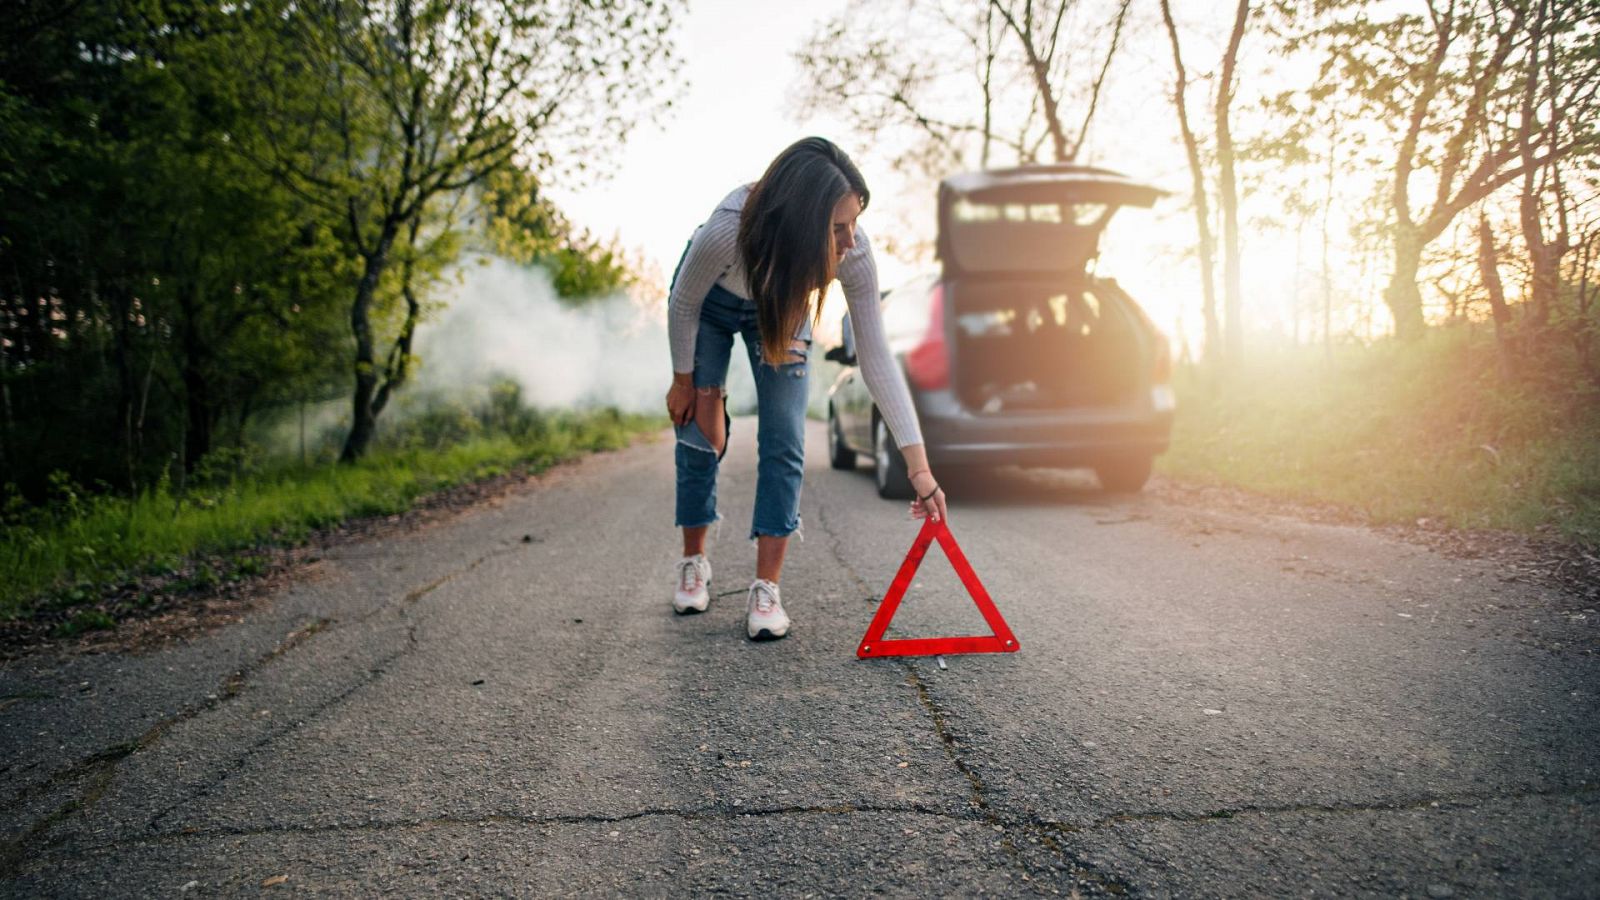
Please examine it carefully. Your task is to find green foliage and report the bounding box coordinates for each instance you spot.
[0,401,664,621]
[479,166,634,301]
[1159,327,1600,545]
[0,0,353,497]
[1,0,682,494]
[54,609,117,638]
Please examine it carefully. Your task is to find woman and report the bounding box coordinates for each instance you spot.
[665,137,948,640]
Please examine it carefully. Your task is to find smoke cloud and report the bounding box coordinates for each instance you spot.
[411,254,759,413]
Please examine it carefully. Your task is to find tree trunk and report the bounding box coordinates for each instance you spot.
[1321,126,1335,364]
[372,220,424,418]
[111,284,140,490]
[1216,0,1248,363]
[1516,0,1558,332]
[1384,226,1427,340]
[1159,0,1221,363]
[339,222,400,463]
[1476,214,1514,370]
[179,283,213,475]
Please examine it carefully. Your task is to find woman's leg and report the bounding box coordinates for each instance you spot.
[672,296,739,615]
[674,293,738,546]
[681,388,726,557]
[743,327,813,583]
[755,535,788,582]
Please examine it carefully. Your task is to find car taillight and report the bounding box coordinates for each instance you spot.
[905,283,949,390]
[1151,334,1172,384]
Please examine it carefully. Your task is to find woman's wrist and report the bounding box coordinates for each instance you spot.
[899,442,930,475]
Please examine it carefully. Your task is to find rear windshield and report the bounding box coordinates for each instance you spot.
[945,195,1111,273]
[940,192,1107,269]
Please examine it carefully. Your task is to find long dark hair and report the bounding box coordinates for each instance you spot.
[738,137,870,366]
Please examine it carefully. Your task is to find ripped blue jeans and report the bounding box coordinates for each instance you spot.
[675,282,812,540]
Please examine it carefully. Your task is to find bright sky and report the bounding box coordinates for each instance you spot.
[546,0,1390,357]
[546,0,865,286]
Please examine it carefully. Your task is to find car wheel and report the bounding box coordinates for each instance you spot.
[828,403,856,470]
[873,415,913,499]
[1095,455,1153,493]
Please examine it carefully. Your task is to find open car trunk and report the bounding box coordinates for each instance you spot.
[935,165,1165,414]
[949,279,1146,413]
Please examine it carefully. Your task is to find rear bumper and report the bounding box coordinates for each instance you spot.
[914,388,1172,468]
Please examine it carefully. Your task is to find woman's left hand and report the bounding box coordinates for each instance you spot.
[908,469,947,523]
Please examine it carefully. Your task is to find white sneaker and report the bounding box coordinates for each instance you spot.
[746,579,790,640]
[673,554,712,614]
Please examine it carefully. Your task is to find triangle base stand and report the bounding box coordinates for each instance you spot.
[857,517,1019,659]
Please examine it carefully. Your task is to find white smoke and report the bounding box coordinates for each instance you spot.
[408,254,760,414]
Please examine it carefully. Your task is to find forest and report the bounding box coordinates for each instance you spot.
[1,0,680,501]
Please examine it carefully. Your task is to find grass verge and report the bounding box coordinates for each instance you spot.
[1156,326,1600,546]
[2,406,663,628]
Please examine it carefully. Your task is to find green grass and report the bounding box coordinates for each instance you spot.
[1,406,664,621]
[1156,327,1600,545]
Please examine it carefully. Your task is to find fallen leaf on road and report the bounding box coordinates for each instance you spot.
[261,874,288,887]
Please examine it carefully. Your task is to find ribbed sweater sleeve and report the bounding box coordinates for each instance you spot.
[836,229,923,449]
[667,209,739,374]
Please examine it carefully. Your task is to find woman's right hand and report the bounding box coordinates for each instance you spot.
[666,374,697,426]
[908,468,948,523]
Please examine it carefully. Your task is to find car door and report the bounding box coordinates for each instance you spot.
[832,311,870,451]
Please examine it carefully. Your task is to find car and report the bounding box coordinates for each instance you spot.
[825,164,1175,499]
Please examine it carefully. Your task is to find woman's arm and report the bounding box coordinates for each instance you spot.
[664,210,739,425]
[835,228,923,448]
[666,210,739,375]
[836,229,946,521]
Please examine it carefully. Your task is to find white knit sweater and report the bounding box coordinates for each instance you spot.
[667,185,923,448]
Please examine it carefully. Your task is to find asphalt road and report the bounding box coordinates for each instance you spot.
[2,419,1596,898]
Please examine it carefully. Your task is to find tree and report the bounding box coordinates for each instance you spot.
[0,0,353,493]
[478,164,637,302]
[239,0,681,461]
[1292,0,1598,339]
[793,0,1133,182]
[1164,0,1235,365]
[1513,0,1600,333]
[1215,0,1250,362]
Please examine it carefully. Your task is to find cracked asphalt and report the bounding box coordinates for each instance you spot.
[2,418,1596,897]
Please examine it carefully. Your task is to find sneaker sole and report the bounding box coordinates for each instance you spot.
[673,598,709,615]
[748,626,789,640]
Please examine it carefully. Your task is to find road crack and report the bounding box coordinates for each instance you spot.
[1038,780,1600,834]
[0,616,331,876]
[813,501,1133,895]
[2,544,507,877]
[80,801,976,850]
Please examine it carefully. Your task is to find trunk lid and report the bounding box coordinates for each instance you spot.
[936,165,1165,278]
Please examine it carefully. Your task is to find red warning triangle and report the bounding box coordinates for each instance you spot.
[857,517,1019,659]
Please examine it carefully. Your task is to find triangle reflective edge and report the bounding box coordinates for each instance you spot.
[857,517,1019,659]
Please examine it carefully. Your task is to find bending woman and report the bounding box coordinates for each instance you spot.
[666,137,948,640]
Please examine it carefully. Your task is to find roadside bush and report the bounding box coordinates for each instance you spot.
[1,392,665,622]
[1160,326,1600,544]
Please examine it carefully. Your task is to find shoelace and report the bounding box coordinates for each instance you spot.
[751,581,779,614]
[678,559,701,593]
